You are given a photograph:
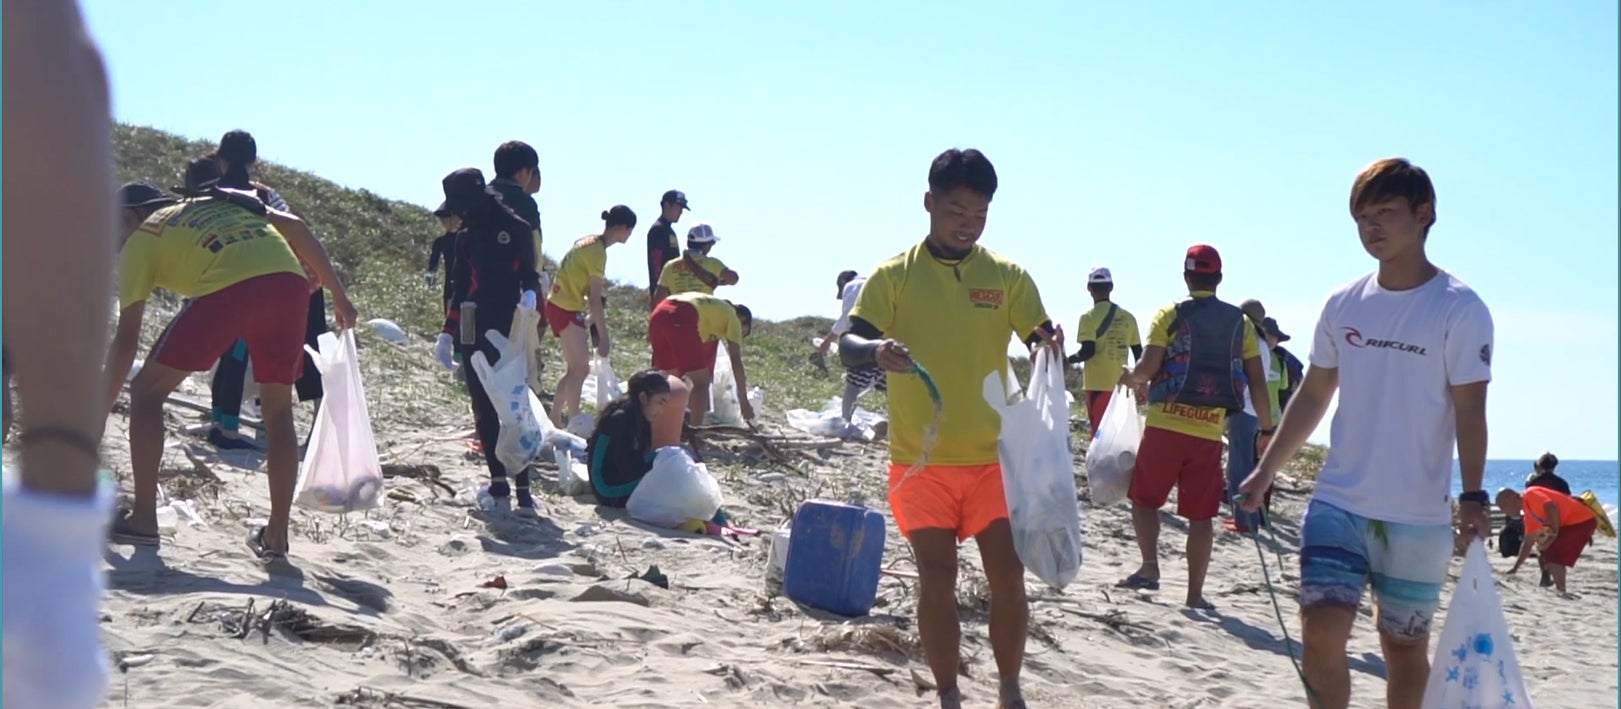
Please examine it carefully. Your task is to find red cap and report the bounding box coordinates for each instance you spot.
[1185,244,1222,274]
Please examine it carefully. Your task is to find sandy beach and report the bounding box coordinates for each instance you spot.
[70,329,1615,709]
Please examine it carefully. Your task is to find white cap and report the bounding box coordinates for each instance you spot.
[687,223,718,244]
[1088,266,1113,284]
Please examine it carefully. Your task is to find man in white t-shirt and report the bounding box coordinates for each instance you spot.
[1240,158,1493,709]
[812,270,886,422]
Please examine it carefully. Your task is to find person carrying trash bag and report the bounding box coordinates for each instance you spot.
[433,167,543,512]
[546,205,637,429]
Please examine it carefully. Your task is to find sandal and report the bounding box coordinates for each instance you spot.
[246,527,287,563]
[109,509,160,547]
[1115,573,1160,591]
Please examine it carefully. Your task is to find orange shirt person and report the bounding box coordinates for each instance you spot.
[1507,486,1598,595]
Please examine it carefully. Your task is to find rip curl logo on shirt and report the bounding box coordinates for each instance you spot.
[968,288,1004,309]
[1479,344,1491,366]
[1342,326,1427,356]
[496,231,512,245]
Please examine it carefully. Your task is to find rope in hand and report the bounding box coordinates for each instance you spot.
[1234,488,1328,709]
[890,361,943,492]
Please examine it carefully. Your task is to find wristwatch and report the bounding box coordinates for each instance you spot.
[1458,490,1490,505]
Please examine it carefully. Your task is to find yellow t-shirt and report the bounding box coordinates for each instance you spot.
[1142,291,1261,441]
[549,235,608,312]
[657,252,729,296]
[1077,301,1141,392]
[666,292,743,344]
[851,243,1049,466]
[117,198,304,309]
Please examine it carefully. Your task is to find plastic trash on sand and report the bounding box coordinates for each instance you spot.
[985,348,1082,590]
[578,355,624,412]
[364,318,408,344]
[293,330,385,514]
[785,396,886,441]
[626,446,723,529]
[1420,539,1536,709]
[1084,384,1144,507]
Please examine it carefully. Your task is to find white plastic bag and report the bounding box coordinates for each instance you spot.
[578,355,623,411]
[470,329,548,475]
[785,396,885,440]
[985,348,1083,589]
[293,330,384,513]
[1420,540,1535,709]
[709,348,744,426]
[1084,384,1144,506]
[626,446,723,529]
[510,307,546,396]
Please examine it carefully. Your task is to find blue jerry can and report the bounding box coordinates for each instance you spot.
[783,500,887,616]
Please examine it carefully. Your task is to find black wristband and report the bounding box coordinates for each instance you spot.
[18,426,101,460]
[1258,428,1276,435]
[1458,490,1490,505]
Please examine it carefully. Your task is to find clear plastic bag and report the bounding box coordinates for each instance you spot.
[293,330,384,513]
[626,446,723,529]
[578,355,623,412]
[709,349,744,426]
[1084,384,1144,506]
[984,347,1083,589]
[469,328,549,475]
[1420,539,1536,709]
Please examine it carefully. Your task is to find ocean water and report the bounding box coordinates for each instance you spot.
[1451,459,1620,521]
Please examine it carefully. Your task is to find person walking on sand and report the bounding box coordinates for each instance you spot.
[433,168,543,511]
[1116,244,1273,608]
[839,148,1062,709]
[425,205,461,312]
[648,292,756,427]
[1239,158,1493,709]
[1223,299,1280,532]
[813,269,888,425]
[4,3,128,703]
[103,160,359,563]
[1505,486,1596,595]
[651,222,740,305]
[546,205,638,428]
[1066,266,1141,439]
[489,140,544,270]
[646,189,689,308]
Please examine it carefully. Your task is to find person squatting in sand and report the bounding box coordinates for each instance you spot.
[840,148,1061,709]
[432,167,543,511]
[1240,158,1493,709]
[648,292,757,427]
[103,159,358,562]
[586,370,690,507]
[1117,244,1274,609]
[546,205,638,428]
[813,269,888,425]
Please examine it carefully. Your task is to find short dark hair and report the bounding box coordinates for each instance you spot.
[927,148,997,199]
[1185,271,1222,291]
[601,204,638,230]
[731,303,754,335]
[836,270,858,299]
[493,141,540,179]
[1535,452,1559,474]
[1350,158,1436,231]
[218,129,257,166]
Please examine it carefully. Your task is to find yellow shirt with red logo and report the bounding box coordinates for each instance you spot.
[117,198,304,309]
[657,252,729,296]
[666,292,744,344]
[851,242,1050,466]
[1142,291,1261,441]
[549,235,608,312]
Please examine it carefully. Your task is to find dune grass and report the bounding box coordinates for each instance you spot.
[111,123,1327,475]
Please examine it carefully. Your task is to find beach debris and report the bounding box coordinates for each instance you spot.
[336,686,471,708]
[478,575,508,590]
[629,564,670,589]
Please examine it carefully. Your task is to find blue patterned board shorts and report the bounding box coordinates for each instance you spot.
[1299,499,1454,642]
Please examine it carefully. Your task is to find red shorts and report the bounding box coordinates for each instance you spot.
[151,272,309,384]
[1084,390,1113,438]
[887,463,1008,542]
[544,300,586,337]
[648,300,717,376]
[1543,518,1598,567]
[1128,426,1225,521]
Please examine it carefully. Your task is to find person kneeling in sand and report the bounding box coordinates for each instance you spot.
[586,370,688,507]
[1505,486,1598,596]
[647,292,755,427]
[103,161,358,563]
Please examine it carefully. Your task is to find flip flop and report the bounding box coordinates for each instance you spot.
[245,527,287,563]
[1115,573,1160,591]
[108,509,160,547]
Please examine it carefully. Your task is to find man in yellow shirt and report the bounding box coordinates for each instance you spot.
[1117,244,1273,610]
[647,291,755,426]
[1068,266,1142,438]
[840,148,1060,709]
[102,162,358,564]
[652,222,739,304]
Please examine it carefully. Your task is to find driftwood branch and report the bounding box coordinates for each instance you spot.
[380,463,457,498]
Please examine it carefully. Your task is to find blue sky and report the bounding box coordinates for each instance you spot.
[81,1,1618,459]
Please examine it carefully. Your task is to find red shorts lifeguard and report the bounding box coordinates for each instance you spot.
[648,292,746,376]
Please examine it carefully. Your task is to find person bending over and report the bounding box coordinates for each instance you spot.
[647,292,756,427]
[546,205,637,427]
[1506,486,1597,595]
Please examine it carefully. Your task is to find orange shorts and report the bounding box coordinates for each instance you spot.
[887,462,1008,542]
